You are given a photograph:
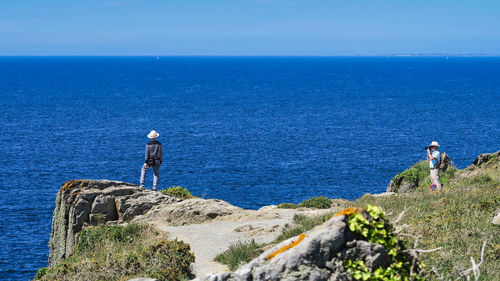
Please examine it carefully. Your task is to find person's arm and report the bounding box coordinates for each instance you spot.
[159,144,163,161]
[144,144,150,168]
[426,148,435,160]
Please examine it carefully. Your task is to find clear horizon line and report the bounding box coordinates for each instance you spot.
[1,53,500,57]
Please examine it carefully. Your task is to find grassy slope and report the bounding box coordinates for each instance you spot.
[215,154,500,280]
[354,155,499,280]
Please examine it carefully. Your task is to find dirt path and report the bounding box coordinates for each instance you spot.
[153,205,344,277]
[156,218,289,276]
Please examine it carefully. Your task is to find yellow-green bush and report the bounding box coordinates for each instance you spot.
[161,186,194,199]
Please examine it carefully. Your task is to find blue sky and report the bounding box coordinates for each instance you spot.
[0,0,499,55]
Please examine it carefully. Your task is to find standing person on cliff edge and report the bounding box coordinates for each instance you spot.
[140,130,163,191]
[426,141,441,191]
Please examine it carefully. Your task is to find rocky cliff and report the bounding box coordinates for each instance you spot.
[48,180,179,265]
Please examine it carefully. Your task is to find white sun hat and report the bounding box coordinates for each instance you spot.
[428,141,440,147]
[147,130,159,139]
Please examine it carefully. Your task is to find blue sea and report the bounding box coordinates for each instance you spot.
[0,56,499,280]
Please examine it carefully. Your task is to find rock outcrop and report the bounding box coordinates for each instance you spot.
[386,162,425,193]
[134,198,244,225]
[194,215,390,281]
[472,150,500,167]
[48,180,179,265]
[493,212,500,225]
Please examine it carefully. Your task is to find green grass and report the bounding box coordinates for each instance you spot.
[355,188,499,280]
[214,240,264,270]
[35,223,195,281]
[277,196,332,209]
[356,157,500,280]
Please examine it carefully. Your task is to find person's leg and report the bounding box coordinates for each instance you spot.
[152,164,160,191]
[430,169,441,191]
[140,163,148,187]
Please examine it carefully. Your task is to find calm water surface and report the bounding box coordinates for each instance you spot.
[0,57,499,280]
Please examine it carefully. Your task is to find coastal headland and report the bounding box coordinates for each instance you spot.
[36,150,499,281]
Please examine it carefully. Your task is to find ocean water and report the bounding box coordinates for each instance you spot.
[0,56,499,280]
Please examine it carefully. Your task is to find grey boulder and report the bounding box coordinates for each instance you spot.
[493,212,500,225]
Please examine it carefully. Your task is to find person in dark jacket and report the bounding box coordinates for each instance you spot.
[140,130,163,190]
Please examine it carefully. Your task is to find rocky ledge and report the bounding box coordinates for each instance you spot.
[49,180,180,265]
[49,180,261,267]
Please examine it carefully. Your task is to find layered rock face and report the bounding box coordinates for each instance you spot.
[48,180,179,265]
[194,215,390,281]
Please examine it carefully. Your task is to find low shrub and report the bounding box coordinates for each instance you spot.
[277,196,331,209]
[298,196,331,209]
[344,205,423,281]
[143,239,195,280]
[161,186,194,199]
[35,267,47,279]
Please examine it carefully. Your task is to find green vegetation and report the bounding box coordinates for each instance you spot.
[355,179,499,279]
[161,186,194,199]
[344,205,423,281]
[35,267,47,280]
[214,240,263,270]
[298,196,332,208]
[391,161,427,188]
[36,223,195,281]
[277,202,299,209]
[388,160,460,192]
[277,196,332,209]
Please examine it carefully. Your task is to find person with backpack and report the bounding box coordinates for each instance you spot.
[140,130,163,191]
[426,141,442,191]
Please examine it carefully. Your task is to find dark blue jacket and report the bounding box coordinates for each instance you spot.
[145,140,163,164]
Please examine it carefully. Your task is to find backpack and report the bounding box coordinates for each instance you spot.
[439,152,450,172]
